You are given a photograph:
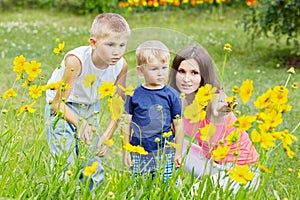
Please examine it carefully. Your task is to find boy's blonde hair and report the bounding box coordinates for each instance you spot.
[90,13,130,39]
[136,40,170,66]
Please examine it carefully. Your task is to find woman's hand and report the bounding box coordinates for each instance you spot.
[208,90,235,123]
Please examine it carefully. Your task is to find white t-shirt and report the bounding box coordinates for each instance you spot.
[46,46,123,105]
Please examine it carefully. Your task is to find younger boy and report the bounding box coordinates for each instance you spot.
[45,13,130,190]
[123,40,184,183]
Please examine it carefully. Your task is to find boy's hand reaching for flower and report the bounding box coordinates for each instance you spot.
[96,135,110,157]
[77,120,93,144]
[124,151,132,167]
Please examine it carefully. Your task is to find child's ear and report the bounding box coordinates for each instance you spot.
[136,65,144,76]
[89,37,97,49]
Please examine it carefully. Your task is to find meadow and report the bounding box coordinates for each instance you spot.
[0,6,299,199]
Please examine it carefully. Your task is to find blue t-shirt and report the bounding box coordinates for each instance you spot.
[125,85,182,152]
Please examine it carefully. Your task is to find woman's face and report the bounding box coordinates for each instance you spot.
[175,59,201,95]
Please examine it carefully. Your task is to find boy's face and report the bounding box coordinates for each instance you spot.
[91,33,129,67]
[138,57,170,88]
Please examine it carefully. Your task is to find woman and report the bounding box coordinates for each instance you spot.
[169,46,259,193]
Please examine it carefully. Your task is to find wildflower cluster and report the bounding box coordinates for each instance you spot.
[118,0,255,11]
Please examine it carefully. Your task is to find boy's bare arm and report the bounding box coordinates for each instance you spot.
[51,55,93,143]
[174,117,184,167]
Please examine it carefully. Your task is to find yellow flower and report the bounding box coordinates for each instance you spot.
[259,109,283,128]
[184,100,206,123]
[224,43,232,52]
[229,165,255,184]
[66,170,73,176]
[226,130,240,144]
[199,123,216,141]
[55,37,60,42]
[163,131,172,138]
[83,161,98,176]
[258,164,270,173]
[195,84,217,106]
[97,81,116,98]
[118,84,134,96]
[53,41,65,55]
[23,60,42,81]
[232,85,239,93]
[254,88,272,109]
[287,66,295,74]
[3,88,17,99]
[291,82,298,89]
[28,85,43,99]
[270,86,288,105]
[17,101,36,116]
[123,143,148,155]
[212,145,230,161]
[297,169,300,179]
[239,79,253,103]
[165,140,180,149]
[251,130,276,150]
[283,144,295,159]
[232,115,256,131]
[13,55,26,80]
[103,139,114,147]
[109,94,124,120]
[82,73,97,88]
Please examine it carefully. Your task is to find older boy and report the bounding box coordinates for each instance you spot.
[45,13,130,190]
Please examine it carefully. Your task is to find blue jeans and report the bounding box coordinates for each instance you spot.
[45,102,104,190]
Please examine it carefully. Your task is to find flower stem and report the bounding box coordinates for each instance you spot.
[221,52,228,90]
[291,121,300,134]
[284,74,291,87]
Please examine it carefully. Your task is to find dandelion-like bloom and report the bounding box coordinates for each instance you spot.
[226,130,240,144]
[195,84,217,106]
[28,85,43,99]
[224,43,232,52]
[23,60,42,81]
[270,86,288,105]
[2,88,17,99]
[97,81,116,98]
[83,161,98,176]
[291,82,298,89]
[118,84,134,96]
[239,79,253,103]
[199,123,216,141]
[53,41,65,55]
[82,73,97,88]
[17,101,36,116]
[109,94,124,120]
[184,100,206,123]
[13,55,26,80]
[229,165,255,184]
[123,143,148,155]
[212,145,230,161]
[232,115,256,131]
[254,88,272,109]
[250,129,275,150]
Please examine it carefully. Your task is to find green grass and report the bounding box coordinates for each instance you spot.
[0,7,299,199]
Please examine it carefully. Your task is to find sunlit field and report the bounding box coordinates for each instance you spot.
[0,7,299,199]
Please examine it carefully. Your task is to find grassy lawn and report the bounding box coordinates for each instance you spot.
[0,7,299,199]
